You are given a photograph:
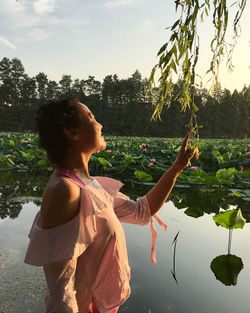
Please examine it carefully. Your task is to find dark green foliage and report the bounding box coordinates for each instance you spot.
[0,57,249,138]
[210,254,244,286]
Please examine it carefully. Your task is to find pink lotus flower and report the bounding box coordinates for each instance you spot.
[246,152,250,155]
[142,148,147,152]
[141,143,146,147]
[150,158,156,163]
[244,149,248,152]
[239,165,244,170]
[20,140,25,143]
[248,144,250,147]
[191,166,198,170]
[5,154,11,158]
[5,185,10,188]
[106,150,112,153]
[148,162,154,167]
[27,144,31,147]
[164,141,168,144]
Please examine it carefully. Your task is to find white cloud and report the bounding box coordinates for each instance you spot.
[14,28,52,43]
[0,36,16,49]
[28,28,52,42]
[33,0,55,14]
[104,0,141,8]
[2,0,27,15]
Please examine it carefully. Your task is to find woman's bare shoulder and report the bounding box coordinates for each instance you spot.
[41,175,81,229]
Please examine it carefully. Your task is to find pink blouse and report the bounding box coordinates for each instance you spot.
[24,170,166,313]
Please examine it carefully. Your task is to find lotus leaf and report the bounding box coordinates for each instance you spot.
[134,171,153,181]
[98,157,112,167]
[213,209,246,229]
[184,206,204,218]
[210,254,243,286]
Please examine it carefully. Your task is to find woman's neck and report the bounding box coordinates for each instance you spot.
[57,152,92,179]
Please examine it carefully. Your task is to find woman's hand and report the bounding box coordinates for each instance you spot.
[146,133,196,215]
[172,133,194,173]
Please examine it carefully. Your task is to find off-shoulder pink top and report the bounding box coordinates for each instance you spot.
[24,169,166,313]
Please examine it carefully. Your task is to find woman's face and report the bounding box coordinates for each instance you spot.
[75,103,106,154]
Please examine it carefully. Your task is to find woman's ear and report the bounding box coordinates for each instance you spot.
[63,128,79,143]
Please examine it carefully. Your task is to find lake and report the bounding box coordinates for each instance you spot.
[0,172,250,313]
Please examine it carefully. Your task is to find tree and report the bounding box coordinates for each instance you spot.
[11,58,25,104]
[71,79,86,102]
[35,72,48,100]
[46,80,59,100]
[84,76,102,97]
[148,0,247,141]
[0,57,26,105]
[20,75,37,105]
[0,57,12,104]
[59,74,73,98]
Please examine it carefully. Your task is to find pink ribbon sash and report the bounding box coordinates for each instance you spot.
[150,215,167,264]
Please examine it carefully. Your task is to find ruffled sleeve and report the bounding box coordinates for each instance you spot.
[113,191,167,264]
[24,188,97,266]
[113,192,151,225]
[94,176,151,225]
[94,176,167,264]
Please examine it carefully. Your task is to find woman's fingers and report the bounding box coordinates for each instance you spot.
[186,146,195,155]
[181,133,190,152]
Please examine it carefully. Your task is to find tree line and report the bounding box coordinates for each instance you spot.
[0,57,249,138]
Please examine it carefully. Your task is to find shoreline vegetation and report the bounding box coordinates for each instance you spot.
[0,133,249,222]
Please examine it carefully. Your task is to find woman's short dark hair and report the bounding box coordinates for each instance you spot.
[36,98,83,165]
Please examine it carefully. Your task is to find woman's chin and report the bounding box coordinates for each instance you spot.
[98,140,107,151]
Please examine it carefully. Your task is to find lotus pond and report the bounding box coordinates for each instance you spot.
[0,133,250,313]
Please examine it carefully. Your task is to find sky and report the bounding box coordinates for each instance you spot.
[0,0,249,92]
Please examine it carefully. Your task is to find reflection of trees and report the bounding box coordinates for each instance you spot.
[0,201,23,219]
[170,185,250,222]
[0,171,48,220]
[1,172,249,222]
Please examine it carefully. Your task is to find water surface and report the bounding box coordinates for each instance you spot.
[1,196,250,313]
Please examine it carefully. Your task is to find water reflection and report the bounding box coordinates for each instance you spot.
[0,171,47,219]
[0,172,250,313]
[1,181,250,313]
[171,230,180,284]
[171,185,250,222]
[1,171,249,224]
[210,254,244,286]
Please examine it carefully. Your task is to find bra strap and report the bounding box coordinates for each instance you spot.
[53,168,86,188]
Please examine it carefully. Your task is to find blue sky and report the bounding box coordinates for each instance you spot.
[0,0,249,92]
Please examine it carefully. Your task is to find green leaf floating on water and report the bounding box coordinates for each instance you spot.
[134,171,153,181]
[213,209,246,229]
[184,207,204,218]
[210,254,243,286]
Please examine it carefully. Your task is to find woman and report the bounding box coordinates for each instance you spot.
[25,98,194,313]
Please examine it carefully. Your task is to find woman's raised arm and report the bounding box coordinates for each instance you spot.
[146,133,194,216]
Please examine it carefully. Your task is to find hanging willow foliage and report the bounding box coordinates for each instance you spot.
[148,0,247,144]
